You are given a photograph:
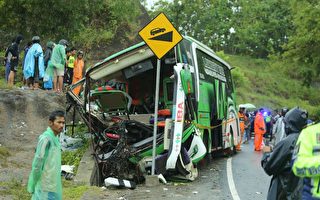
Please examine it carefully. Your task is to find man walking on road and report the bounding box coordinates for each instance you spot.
[27,110,65,200]
[254,108,266,151]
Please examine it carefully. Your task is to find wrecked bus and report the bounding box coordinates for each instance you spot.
[66,36,240,186]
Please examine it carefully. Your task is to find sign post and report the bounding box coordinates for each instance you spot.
[139,12,182,176]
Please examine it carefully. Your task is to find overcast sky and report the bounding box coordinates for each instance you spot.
[145,0,173,10]
[146,0,157,9]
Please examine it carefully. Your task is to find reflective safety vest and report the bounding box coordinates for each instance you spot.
[265,115,271,123]
[292,123,320,199]
[68,55,75,68]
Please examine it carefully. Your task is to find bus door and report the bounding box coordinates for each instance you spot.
[212,79,227,149]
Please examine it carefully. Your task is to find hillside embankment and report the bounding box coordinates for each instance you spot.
[0,89,65,183]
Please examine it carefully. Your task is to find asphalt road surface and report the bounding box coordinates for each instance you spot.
[82,139,270,200]
[230,139,270,200]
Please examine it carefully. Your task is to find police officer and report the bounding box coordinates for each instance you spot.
[292,122,320,199]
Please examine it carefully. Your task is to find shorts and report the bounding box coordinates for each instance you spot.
[53,67,64,77]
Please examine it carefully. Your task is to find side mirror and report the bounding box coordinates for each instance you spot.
[180,65,194,94]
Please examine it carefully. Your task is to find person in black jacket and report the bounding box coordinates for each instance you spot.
[7,34,23,86]
[261,107,308,200]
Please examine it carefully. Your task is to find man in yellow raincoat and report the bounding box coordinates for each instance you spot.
[27,110,65,200]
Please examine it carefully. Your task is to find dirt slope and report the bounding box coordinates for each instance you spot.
[0,89,65,183]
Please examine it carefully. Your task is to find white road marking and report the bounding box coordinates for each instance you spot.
[227,157,241,200]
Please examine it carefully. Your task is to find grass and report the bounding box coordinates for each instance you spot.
[0,178,100,200]
[226,54,320,120]
[0,179,31,200]
[62,123,89,174]
[0,146,10,167]
[61,141,89,174]
[62,180,103,200]
[0,146,10,157]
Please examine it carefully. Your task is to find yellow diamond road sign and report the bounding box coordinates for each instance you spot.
[139,12,183,59]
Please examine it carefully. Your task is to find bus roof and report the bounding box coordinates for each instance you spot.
[87,36,233,80]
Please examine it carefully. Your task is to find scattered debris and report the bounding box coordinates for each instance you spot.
[158,174,167,184]
[192,191,198,194]
[163,188,168,191]
[173,182,187,186]
[105,177,136,189]
[60,131,83,151]
[61,165,75,180]
[101,186,107,190]
[256,191,262,195]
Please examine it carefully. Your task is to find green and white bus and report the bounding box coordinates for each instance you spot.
[67,36,240,184]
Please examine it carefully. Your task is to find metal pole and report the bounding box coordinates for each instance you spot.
[151,59,161,175]
[72,106,76,137]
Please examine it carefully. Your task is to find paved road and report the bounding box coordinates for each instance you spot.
[80,139,271,199]
[231,139,270,200]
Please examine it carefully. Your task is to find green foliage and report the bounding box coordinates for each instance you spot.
[62,124,89,174]
[0,0,143,51]
[0,178,98,200]
[226,54,320,120]
[151,0,293,58]
[0,146,10,157]
[0,146,10,167]
[62,181,90,200]
[152,0,235,52]
[0,179,31,199]
[232,0,293,57]
[61,143,88,176]
[231,67,249,88]
[73,28,114,51]
[284,0,320,83]
[62,181,102,200]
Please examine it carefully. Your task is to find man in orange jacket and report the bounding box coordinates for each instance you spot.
[72,50,84,95]
[254,109,266,151]
[236,106,247,151]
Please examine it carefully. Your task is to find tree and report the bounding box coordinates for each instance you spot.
[152,0,235,52]
[151,0,293,58]
[0,0,143,51]
[284,0,320,85]
[230,0,293,58]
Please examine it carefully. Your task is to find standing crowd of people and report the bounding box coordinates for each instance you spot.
[237,105,319,199]
[3,34,85,94]
[4,35,318,200]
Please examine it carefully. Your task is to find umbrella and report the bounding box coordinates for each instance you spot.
[239,103,256,111]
